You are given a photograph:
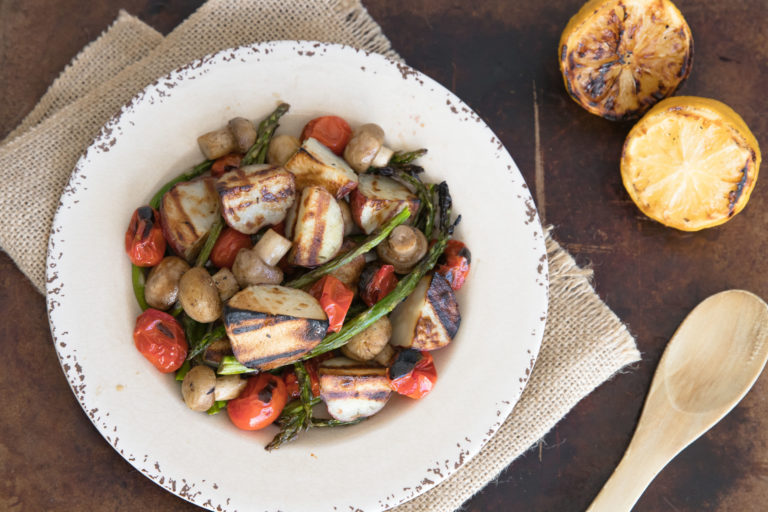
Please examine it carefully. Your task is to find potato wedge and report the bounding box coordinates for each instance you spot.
[160,177,220,263]
[223,285,328,371]
[216,165,296,234]
[284,137,358,198]
[319,357,392,422]
[290,186,344,267]
[350,174,420,234]
[390,273,460,351]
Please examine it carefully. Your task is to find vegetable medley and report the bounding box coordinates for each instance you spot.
[125,103,471,449]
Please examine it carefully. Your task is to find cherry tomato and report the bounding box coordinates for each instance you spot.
[436,240,471,291]
[389,350,437,399]
[283,370,301,399]
[210,227,252,268]
[360,264,398,307]
[211,153,243,177]
[133,309,188,373]
[309,275,354,333]
[227,374,288,431]
[125,206,166,267]
[304,359,322,398]
[300,115,352,155]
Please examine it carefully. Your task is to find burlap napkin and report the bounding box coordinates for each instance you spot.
[0,1,641,510]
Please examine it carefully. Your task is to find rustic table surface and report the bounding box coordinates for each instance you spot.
[2,0,767,510]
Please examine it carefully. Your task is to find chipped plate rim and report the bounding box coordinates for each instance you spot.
[46,40,548,512]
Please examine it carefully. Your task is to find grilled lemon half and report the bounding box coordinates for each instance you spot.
[621,97,761,231]
[559,0,693,121]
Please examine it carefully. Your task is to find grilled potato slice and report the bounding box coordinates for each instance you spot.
[284,137,359,198]
[290,186,344,267]
[350,174,419,234]
[319,357,392,422]
[160,177,220,263]
[223,285,328,371]
[559,0,693,120]
[216,165,296,235]
[390,273,460,351]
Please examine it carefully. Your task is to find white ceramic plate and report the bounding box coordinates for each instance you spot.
[46,41,548,512]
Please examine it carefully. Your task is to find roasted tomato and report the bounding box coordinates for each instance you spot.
[359,264,398,307]
[125,206,166,267]
[309,275,354,333]
[227,373,288,431]
[211,153,243,177]
[389,350,437,399]
[300,115,352,155]
[210,227,252,268]
[436,240,471,290]
[133,309,188,373]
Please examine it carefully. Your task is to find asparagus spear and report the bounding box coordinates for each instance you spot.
[389,148,427,165]
[148,159,213,210]
[241,103,290,166]
[131,264,149,310]
[187,324,228,360]
[284,207,411,289]
[194,216,224,267]
[266,361,362,450]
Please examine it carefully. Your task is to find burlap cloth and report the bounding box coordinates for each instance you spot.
[0,1,641,510]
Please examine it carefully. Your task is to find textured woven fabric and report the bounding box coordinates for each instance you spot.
[0,2,640,510]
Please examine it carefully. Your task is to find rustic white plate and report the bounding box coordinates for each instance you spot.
[46,41,548,512]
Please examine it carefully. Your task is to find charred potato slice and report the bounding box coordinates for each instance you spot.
[290,186,344,267]
[160,177,220,263]
[284,137,359,198]
[350,174,419,234]
[216,165,296,235]
[223,285,329,371]
[390,273,460,351]
[319,357,392,422]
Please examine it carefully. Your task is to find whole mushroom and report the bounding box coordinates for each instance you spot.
[232,247,284,288]
[343,123,394,172]
[376,225,428,274]
[182,365,217,412]
[144,256,190,310]
[228,117,258,153]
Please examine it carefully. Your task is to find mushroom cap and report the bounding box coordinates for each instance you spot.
[344,123,385,172]
[376,225,428,274]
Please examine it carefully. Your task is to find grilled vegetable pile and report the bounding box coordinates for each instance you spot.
[126,103,471,450]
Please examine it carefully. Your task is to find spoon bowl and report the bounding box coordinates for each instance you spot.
[587,289,768,512]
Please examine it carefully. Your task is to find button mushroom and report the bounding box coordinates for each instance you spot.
[343,123,394,172]
[212,267,240,301]
[376,225,428,274]
[228,117,258,153]
[214,374,247,401]
[182,365,217,412]
[267,134,300,166]
[197,127,237,160]
[340,316,392,362]
[144,256,190,310]
[232,247,284,288]
[178,267,223,323]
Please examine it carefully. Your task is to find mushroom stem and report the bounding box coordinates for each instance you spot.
[372,145,394,168]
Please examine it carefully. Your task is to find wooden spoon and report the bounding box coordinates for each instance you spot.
[587,289,768,512]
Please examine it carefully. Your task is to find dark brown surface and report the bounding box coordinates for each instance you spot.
[1,0,767,510]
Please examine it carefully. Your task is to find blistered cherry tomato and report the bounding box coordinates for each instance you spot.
[125,206,166,267]
[389,350,437,399]
[309,275,354,333]
[300,116,352,155]
[360,264,398,307]
[211,153,243,177]
[436,240,471,290]
[227,374,288,431]
[283,370,301,399]
[210,227,252,268]
[133,309,188,373]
